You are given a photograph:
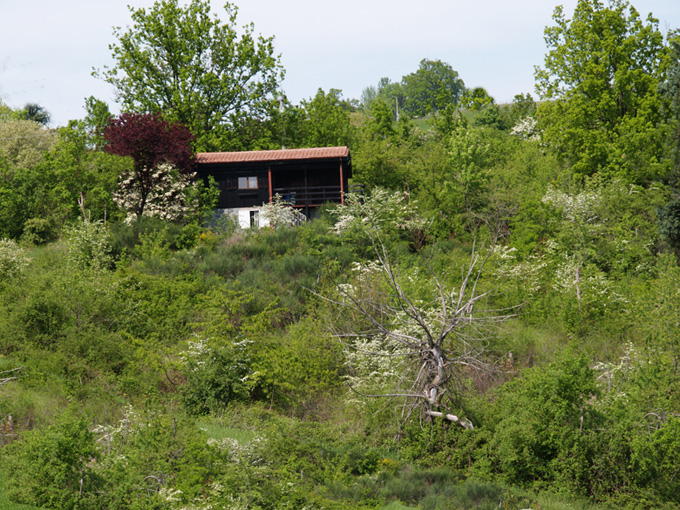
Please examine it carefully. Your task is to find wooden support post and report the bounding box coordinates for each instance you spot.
[339,161,345,205]
[268,166,273,203]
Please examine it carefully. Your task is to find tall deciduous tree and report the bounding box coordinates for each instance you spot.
[462,87,495,111]
[301,89,354,147]
[0,119,56,171]
[657,37,680,252]
[535,0,668,182]
[96,0,284,151]
[660,37,680,178]
[103,113,195,218]
[401,59,465,117]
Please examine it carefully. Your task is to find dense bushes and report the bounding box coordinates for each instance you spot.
[3,209,680,507]
[3,414,101,509]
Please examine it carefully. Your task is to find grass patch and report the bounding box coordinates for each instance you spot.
[196,419,258,446]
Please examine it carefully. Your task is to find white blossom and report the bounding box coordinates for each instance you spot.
[510,116,540,141]
[256,194,306,229]
[542,186,601,224]
[331,188,426,235]
[0,238,30,280]
[114,163,197,223]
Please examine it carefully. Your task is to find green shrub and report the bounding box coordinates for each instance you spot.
[64,220,112,270]
[2,414,102,509]
[19,292,69,349]
[20,218,55,245]
[180,338,253,415]
[486,352,602,494]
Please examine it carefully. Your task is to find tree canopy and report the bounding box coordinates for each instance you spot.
[402,59,465,117]
[17,103,51,126]
[300,89,354,148]
[96,0,284,151]
[103,112,195,218]
[535,0,668,182]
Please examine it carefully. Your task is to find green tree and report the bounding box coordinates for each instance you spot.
[360,84,378,111]
[300,88,354,147]
[415,124,495,236]
[535,0,668,182]
[82,96,112,150]
[401,59,465,117]
[0,99,13,120]
[367,97,396,140]
[96,0,284,151]
[462,87,495,111]
[17,103,51,126]
[662,38,680,169]
[489,353,601,493]
[507,93,537,127]
[657,37,680,252]
[0,119,56,170]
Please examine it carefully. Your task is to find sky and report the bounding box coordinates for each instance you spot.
[1,0,680,127]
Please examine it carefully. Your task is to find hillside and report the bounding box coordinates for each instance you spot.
[2,0,680,507]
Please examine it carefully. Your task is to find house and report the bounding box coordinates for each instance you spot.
[196,146,352,228]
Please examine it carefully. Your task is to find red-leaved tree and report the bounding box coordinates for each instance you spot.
[104,112,195,218]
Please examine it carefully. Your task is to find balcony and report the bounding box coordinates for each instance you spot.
[273,185,343,207]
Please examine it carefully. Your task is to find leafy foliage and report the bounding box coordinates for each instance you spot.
[97,0,284,151]
[103,113,195,219]
[535,0,668,181]
[401,59,465,117]
[4,1,680,508]
[300,88,355,147]
[3,414,101,509]
[0,239,30,281]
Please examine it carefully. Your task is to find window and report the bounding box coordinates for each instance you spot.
[238,176,258,190]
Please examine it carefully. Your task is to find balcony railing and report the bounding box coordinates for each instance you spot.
[273,185,342,207]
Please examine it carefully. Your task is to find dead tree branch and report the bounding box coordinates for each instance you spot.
[316,232,516,430]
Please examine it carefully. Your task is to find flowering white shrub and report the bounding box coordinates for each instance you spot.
[492,246,548,294]
[542,186,601,224]
[594,342,648,402]
[0,238,30,280]
[331,187,426,236]
[113,163,197,223]
[344,335,407,406]
[510,116,540,141]
[179,336,210,370]
[92,404,151,469]
[206,436,265,466]
[256,193,306,229]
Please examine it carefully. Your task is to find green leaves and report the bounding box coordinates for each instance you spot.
[401,59,465,117]
[97,0,284,151]
[3,414,101,509]
[535,0,668,181]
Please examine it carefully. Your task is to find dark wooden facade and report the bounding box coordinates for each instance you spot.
[196,147,352,216]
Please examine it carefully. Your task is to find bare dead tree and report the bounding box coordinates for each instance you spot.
[318,231,516,429]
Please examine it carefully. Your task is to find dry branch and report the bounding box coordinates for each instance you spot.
[318,231,516,429]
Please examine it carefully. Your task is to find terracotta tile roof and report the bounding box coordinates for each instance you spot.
[196,146,350,164]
